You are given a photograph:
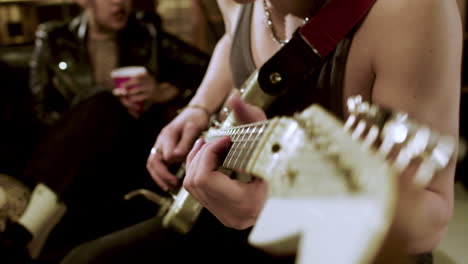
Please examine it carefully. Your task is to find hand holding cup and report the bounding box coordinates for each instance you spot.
[111,66,180,117]
[111,66,154,116]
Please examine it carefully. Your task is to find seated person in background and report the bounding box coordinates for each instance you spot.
[60,0,461,264]
[0,0,209,262]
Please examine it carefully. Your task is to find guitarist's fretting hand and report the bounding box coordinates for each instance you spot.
[147,105,210,191]
[184,93,269,229]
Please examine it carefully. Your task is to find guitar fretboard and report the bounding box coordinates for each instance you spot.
[207,121,271,171]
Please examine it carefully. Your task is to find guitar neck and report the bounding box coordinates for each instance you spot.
[205,120,273,172]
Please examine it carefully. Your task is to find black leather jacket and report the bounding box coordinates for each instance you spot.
[30,12,209,126]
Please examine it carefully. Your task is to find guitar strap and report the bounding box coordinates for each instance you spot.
[258,0,377,95]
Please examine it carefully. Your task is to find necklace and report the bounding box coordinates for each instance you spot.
[262,0,309,46]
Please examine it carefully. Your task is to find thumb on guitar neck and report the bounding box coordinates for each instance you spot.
[226,92,267,125]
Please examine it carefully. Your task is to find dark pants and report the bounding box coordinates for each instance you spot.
[60,209,434,264]
[23,92,176,262]
[24,92,163,200]
[61,210,295,264]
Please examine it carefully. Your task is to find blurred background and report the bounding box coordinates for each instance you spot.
[0,0,466,263]
[0,0,465,180]
[0,0,223,65]
[0,0,224,177]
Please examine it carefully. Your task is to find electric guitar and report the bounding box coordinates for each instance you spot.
[125,73,457,264]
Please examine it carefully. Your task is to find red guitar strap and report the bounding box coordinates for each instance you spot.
[300,0,378,57]
[258,0,377,95]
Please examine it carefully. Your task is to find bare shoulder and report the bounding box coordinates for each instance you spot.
[361,0,462,133]
[373,0,460,14]
[370,0,460,18]
[367,0,462,51]
[216,0,243,36]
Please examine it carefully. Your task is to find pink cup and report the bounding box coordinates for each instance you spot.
[111,66,147,112]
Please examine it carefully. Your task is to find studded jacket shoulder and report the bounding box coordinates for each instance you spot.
[29,12,210,126]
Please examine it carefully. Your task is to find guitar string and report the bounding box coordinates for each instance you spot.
[214,123,267,140]
[223,127,237,168]
[225,123,268,170]
[224,127,243,168]
[222,123,268,169]
[226,126,248,169]
[239,125,258,170]
[240,123,267,171]
[232,126,252,170]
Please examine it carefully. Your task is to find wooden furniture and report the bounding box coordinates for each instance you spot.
[0,0,76,46]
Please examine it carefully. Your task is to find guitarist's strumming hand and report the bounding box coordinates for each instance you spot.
[147,103,210,191]
[183,93,269,229]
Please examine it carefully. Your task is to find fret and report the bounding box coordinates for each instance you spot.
[238,125,258,170]
[224,126,246,169]
[219,122,270,170]
[224,127,241,168]
[243,123,267,170]
[224,127,239,169]
[232,126,252,170]
[212,122,267,135]
[210,123,266,138]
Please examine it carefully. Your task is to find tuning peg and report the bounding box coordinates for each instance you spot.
[351,120,367,141]
[378,119,409,158]
[346,95,363,113]
[344,94,459,188]
[412,135,456,187]
[393,126,431,171]
[413,161,437,187]
[433,136,457,168]
[343,114,357,132]
[362,125,380,149]
[344,95,364,132]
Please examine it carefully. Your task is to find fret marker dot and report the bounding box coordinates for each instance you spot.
[271,143,281,153]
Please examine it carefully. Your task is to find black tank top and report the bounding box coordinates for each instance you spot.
[229,3,353,119]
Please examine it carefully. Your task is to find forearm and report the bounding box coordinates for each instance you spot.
[188,35,234,114]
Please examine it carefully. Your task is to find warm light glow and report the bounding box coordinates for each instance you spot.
[58,62,67,70]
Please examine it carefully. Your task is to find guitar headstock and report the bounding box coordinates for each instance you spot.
[344,95,457,187]
[248,104,397,264]
[248,97,458,264]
